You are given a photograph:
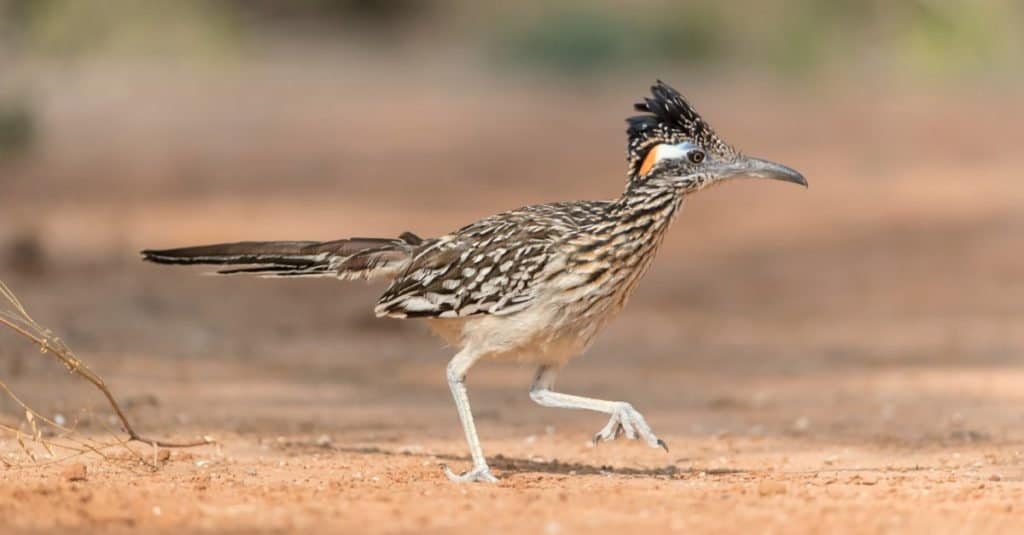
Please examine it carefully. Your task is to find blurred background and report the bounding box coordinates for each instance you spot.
[1,0,1023,448]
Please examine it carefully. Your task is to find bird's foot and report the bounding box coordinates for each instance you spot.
[593,402,668,451]
[443,463,499,483]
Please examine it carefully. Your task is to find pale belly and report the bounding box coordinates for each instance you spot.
[425,286,633,367]
[426,314,589,366]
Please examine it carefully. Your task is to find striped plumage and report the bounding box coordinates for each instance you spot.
[143,81,807,483]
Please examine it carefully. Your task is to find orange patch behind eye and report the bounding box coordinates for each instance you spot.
[638,145,660,176]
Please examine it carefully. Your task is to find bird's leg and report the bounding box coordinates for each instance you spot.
[442,348,498,483]
[529,365,667,451]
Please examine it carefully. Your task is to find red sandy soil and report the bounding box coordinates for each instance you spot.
[1,76,1023,533]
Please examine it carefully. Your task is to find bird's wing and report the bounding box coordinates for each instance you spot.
[374,202,609,319]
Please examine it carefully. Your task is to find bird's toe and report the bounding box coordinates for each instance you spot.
[443,464,499,483]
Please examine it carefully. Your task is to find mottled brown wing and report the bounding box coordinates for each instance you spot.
[373,202,610,319]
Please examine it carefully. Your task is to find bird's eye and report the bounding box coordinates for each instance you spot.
[688,149,706,164]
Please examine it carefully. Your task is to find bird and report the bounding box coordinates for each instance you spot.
[142,81,806,483]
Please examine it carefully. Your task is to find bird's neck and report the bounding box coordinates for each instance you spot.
[612,180,684,227]
[578,180,685,264]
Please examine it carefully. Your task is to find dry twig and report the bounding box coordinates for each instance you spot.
[0,278,212,466]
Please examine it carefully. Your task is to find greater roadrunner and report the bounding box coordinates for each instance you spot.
[143,81,806,483]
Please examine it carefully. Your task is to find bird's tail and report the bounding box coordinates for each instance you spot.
[141,231,423,281]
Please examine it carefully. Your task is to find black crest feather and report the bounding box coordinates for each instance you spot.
[625,80,733,180]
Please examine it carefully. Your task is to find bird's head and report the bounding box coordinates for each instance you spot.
[626,81,806,192]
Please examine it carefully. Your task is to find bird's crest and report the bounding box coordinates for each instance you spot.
[626,80,735,179]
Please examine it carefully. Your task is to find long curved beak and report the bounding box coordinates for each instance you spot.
[710,156,808,187]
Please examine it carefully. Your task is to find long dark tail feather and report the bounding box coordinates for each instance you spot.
[141,232,423,281]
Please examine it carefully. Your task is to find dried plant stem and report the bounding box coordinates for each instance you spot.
[0,279,212,451]
[0,381,113,458]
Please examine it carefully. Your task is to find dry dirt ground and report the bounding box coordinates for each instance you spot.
[1,76,1023,533]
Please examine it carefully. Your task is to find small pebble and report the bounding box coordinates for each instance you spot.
[859,474,879,485]
[62,463,87,482]
[758,481,786,496]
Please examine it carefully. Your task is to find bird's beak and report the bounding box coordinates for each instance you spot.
[710,156,808,187]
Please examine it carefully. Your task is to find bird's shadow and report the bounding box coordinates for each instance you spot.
[281,442,932,480]
[320,444,747,478]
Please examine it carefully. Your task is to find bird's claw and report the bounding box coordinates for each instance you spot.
[443,464,499,483]
[592,403,668,452]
